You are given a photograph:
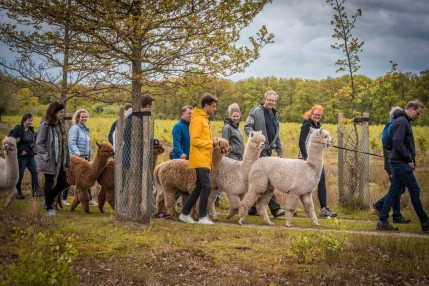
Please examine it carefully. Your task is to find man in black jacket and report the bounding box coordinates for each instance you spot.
[377,100,429,232]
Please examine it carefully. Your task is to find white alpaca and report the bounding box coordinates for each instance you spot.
[238,129,333,227]
[0,137,19,206]
[215,131,265,219]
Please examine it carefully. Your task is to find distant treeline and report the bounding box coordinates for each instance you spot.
[1,71,428,125]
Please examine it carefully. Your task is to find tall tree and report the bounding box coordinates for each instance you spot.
[326,0,364,116]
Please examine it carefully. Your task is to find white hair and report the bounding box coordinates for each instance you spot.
[389,106,401,119]
[264,90,278,100]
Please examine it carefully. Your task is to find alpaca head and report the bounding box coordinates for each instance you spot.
[153,139,165,156]
[213,138,230,154]
[2,137,17,155]
[247,131,265,152]
[310,129,333,148]
[95,142,115,158]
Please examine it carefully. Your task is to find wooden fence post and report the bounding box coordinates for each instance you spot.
[338,113,345,203]
[141,110,151,223]
[359,112,370,208]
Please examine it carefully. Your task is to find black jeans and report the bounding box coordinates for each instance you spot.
[181,168,211,218]
[44,168,68,211]
[16,156,39,193]
[248,149,281,216]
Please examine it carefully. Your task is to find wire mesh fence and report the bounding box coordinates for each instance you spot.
[114,111,157,223]
[338,113,370,208]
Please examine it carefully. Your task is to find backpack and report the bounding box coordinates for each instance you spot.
[7,125,20,137]
[381,119,394,150]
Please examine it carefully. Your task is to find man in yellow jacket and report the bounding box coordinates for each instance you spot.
[179,93,218,225]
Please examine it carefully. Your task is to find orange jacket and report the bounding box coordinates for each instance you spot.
[188,108,213,170]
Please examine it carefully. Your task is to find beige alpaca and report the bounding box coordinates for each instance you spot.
[153,138,229,219]
[216,131,265,219]
[97,141,165,213]
[67,142,114,213]
[0,137,19,206]
[238,129,333,226]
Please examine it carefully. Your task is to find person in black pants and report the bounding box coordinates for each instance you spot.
[36,102,70,216]
[298,105,337,217]
[10,113,41,198]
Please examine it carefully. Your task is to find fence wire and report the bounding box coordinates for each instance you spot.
[338,122,370,207]
[114,113,156,223]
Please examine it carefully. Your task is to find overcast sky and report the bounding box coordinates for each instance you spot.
[227,0,429,81]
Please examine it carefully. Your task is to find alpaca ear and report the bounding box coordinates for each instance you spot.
[250,131,254,137]
[96,142,101,147]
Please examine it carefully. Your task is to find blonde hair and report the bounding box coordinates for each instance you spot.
[303,105,323,119]
[264,90,278,100]
[228,103,241,117]
[73,109,89,124]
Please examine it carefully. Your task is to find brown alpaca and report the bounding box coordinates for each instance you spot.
[97,141,165,213]
[0,137,19,206]
[66,142,114,213]
[153,138,230,219]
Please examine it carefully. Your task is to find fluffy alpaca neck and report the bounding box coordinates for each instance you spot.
[306,142,325,171]
[241,146,261,178]
[1,152,19,186]
[89,151,109,180]
[211,151,224,177]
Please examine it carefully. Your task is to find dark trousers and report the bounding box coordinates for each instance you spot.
[44,168,68,211]
[380,163,428,224]
[16,156,39,193]
[317,167,327,208]
[375,148,406,218]
[248,149,281,216]
[181,168,211,218]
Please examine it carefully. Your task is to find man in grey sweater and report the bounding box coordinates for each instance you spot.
[244,90,285,218]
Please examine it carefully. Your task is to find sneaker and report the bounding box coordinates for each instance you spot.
[320,207,337,217]
[197,216,214,225]
[393,216,411,224]
[274,209,285,218]
[376,222,398,231]
[46,209,57,216]
[178,213,196,224]
[373,203,382,218]
[62,200,71,206]
[16,193,25,200]
[422,220,429,232]
[89,200,97,206]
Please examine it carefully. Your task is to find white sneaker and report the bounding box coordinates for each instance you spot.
[178,213,196,224]
[198,216,214,225]
[62,200,71,206]
[46,209,57,216]
[89,200,97,206]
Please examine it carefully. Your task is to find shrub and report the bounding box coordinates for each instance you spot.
[0,227,79,286]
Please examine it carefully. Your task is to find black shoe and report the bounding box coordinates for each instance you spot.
[393,216,411,224]
[422,220,429,232]
[16,193,25,200]
[373,203,382,218]
[376,222,399,231]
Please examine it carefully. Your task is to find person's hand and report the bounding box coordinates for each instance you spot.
[180,154,187,159]
[279,154,285,158]
[76,152,82,156]
[20,151,27,156]
[409,162,415,170]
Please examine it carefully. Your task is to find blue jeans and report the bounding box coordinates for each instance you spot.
[181,168,211,218]
[379,163,428,224]
[16,156,39,193]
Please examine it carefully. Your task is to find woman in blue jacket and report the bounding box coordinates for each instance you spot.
[64,109,96,206]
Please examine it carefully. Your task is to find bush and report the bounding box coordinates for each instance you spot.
[0,227,79,286]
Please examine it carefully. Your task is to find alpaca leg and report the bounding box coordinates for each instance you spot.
[79,188,91,214]
[164,188,178,217]
[207,185,218,220]
[155,188,165,213]
[98,188,106,213]
[5,187,18,207]
[300,193,319,226]
[106,189,115,210]
[256,190,275,226]
[226,193,241,219]
[70,188,82,212]
[238,177,269,225]
[55,192,62,210]
[284,193,300,227]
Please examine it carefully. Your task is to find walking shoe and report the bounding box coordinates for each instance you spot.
[89,200,97,206]
[178,213,196,224]
[320,207,337,217]
[62,200,71,206]
[373,203,382,218]
[46,209,57,216]
[16,193,25,200]
[422,220,429,232]
[393,215,411,224]
[376,222,398,231]
[274,209,286,218]
[197,216,214,225]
